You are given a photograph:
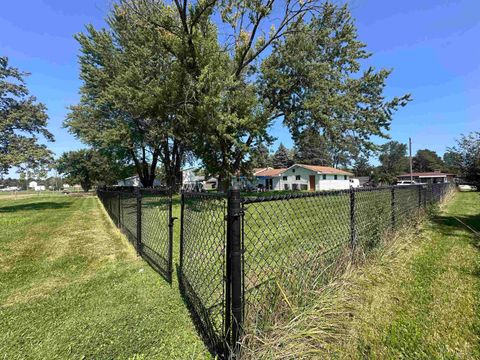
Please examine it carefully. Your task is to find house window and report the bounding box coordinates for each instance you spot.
[334,175,338,180]
[322,174,326,180]
[284,184,289,190]
[344,175,347,180]
[283,176,287,181]
[300,184,308,191]
[292,168,295,173]
[292,184,298,190]
[295,175,301,180]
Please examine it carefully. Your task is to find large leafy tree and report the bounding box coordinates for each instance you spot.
[260,3,411,162]
[378,141,409,183]
[66,5,193,188]
[0,57,54,174]
[447,132,480,189]
[412,149,444,172]
[123,0,319,190]
[57,149,131,191]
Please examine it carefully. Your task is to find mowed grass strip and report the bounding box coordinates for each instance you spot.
[0,195,210,359]
[243,191,480,359]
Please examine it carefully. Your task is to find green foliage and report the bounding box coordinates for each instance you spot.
[353,156,373,177]
[447,132,480,188]
[66,5,192,188]
[0,56,54,174]
[249,144,272,169]
[378,141,409,183]
[56,149,131,191]
[293,128,331,166]
[272,143,293,168]
[412,149,444,172]
[261,3,411,163]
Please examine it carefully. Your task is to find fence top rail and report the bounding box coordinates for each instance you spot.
[241,188,351,204]
[139,187,172,195]
[182,191,228,199]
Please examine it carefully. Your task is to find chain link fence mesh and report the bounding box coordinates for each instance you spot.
[97,187,173,282]
[179,192,228,354]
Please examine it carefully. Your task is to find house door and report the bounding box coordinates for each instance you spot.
[309,175,315,191]
[265,178,273,190]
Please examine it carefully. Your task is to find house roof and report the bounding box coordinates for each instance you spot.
[254,164,353,177]
[398,172,455,178]
[255,168,288,177]
[253,167,271,175]
[293,164,354,176]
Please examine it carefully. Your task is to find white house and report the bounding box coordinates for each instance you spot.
[117,175,162,187]
[28,181,46,191]
[182,168,219,191]
[237,164,353,191]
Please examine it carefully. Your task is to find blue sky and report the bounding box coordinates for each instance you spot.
[1,0,479,177]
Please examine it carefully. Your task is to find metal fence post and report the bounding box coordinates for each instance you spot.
[418,185,422,209]
[136,188,142,255]
[167,190,174,280]
[179,191,185,270]
[227,187,243,357]
[118,192,122,228]
[350,187,356,257]
[391,187,396,229]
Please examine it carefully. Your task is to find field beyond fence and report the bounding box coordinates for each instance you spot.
[98,182,455,358]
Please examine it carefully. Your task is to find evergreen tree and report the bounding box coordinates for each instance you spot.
[294,128,331,165]
[249,144,272,169]
[272,143,293,168]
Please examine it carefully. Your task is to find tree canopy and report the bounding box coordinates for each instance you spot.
[56,149,132,191]
[66,1,411,190]
[272,143,293,168]
[446,132,480,188]
[260,3,411,164]
[0,56,54,174]
[412,149,444,172]
[378,141,408,183]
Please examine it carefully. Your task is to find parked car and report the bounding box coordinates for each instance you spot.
[396,180,418,186]
[349,178,360,188]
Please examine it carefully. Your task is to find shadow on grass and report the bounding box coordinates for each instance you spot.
[0,201,73,213]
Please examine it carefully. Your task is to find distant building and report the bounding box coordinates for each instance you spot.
[28,181,46,191]
[233,164,354,191]
[397,170,455,184]
[182,168,218,191]
[117,175,162,187]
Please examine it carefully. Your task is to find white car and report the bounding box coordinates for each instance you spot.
[396,180,418,186]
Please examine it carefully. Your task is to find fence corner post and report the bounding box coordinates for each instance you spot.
[136,188,142,255]
[391,186,396,229]
[227,187,243,358]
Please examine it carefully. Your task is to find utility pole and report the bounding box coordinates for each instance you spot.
[409,137,413,182]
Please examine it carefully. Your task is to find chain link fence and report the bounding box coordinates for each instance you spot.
[179,182,456,358]
[97,187,174,282]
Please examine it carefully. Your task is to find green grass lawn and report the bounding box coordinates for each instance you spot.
[244,191,480,359]
[0,194,210,359]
